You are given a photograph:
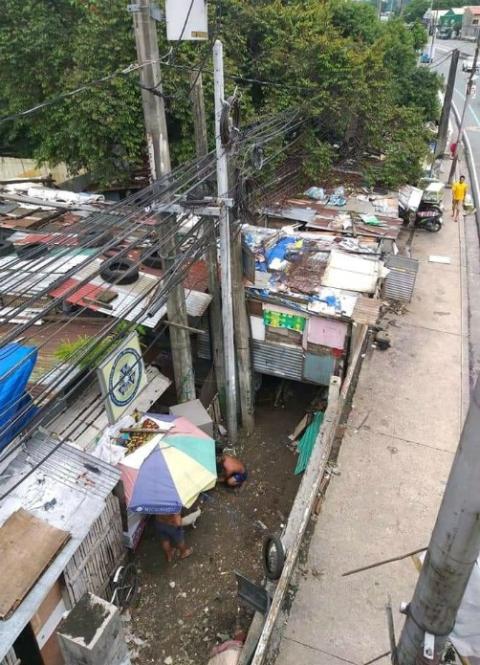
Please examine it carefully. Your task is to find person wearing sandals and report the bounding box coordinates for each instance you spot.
[155,513,193,562]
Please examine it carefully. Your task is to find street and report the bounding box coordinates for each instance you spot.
[434,38,480,160]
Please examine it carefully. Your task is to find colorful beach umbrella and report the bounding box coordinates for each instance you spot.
[119,429,217,514]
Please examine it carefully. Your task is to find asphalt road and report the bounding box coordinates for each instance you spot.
[433,38,480,162]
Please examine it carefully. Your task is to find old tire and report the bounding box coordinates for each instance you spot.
[17,243,49,260]
[262,534,285,581]
[0,240,16,257]
[100,258,139,285]
[141,248,163,270]
[79,228,114,247]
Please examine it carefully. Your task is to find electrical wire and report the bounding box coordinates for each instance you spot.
[0,111,303,435]
[0,220,214,462]
[0,111,294,325]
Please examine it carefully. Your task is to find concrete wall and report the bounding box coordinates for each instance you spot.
[0,157,69,185]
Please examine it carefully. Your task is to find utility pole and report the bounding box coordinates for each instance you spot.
[449,30,480,183]
[232,225,255,434]
[189,67,227,415]
[131,0,170,179]
[131,0,196,402]
[435,49,459,158]
[429,12,437,62]
[213,39,238,442]
[396,377,480,664]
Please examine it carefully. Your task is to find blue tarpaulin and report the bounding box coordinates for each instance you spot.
[0,343,38,450]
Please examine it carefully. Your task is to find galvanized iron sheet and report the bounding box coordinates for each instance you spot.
[383,255,419,303]
[252,340,304,381]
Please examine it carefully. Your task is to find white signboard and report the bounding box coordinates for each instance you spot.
[97,332,148,424]
[165,0,208,41]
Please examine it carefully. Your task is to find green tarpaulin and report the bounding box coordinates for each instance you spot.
[294,411,324,475]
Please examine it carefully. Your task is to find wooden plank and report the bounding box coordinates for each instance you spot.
[0,509,69,620]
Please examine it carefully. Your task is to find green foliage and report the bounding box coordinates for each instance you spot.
[54,335,117,369]
[0,0,440,189]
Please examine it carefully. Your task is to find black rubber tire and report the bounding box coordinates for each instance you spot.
[17,243,49,260]
[0,240,15,257]
[100,258,139,285]
[141,248,163,270]
[427,219,442,233]
[262,534,286,581]
[79,228,114,247]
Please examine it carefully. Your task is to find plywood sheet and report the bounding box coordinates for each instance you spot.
[0,509,70,620]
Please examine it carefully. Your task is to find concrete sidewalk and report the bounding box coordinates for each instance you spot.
[275,189,470,665]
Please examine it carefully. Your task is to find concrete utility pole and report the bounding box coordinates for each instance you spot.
[429,13,437,62]
[449,31,480,184]
[131,0,196,402]
[396,377,480,664]
[213,39,238,442]
[131,0,170,179]
[189,67,227,414]
[435,49,459,158]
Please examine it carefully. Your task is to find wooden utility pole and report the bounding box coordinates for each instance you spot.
[435,49,459,158]
[213,39,238,442]
[232,225,255,433]
[396,377,480,664]
[131,0,196,402]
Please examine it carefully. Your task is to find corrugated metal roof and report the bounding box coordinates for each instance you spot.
[17,433,120,500]
[0,432,121,662]
[352,296,383,325]
[0,252,89,296]
[49,259,211,327]
[383,255,419,303]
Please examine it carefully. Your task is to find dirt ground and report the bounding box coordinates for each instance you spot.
[128,378,319,665]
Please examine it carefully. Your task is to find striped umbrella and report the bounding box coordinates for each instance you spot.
[119,430,217,514]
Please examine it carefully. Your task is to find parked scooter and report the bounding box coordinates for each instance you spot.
[398,185,443,233]
[399,201,443,232]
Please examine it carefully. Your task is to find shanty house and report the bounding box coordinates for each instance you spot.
[0,434,123,665]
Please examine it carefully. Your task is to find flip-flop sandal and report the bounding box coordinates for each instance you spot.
[180,547,193,560]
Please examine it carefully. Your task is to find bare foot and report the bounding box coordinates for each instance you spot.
[179,547,193,560]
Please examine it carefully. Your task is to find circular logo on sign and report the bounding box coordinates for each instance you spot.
[108,347,143,407]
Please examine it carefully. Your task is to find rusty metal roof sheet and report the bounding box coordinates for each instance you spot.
[352,296,383,325]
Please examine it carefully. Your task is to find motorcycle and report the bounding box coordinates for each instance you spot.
[398,185,443,233]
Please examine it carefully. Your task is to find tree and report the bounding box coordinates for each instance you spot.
[0,0,440,188]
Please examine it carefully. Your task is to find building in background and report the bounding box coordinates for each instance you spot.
[462,5,480,40]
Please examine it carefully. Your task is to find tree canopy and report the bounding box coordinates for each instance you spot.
[0,0,440,188]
